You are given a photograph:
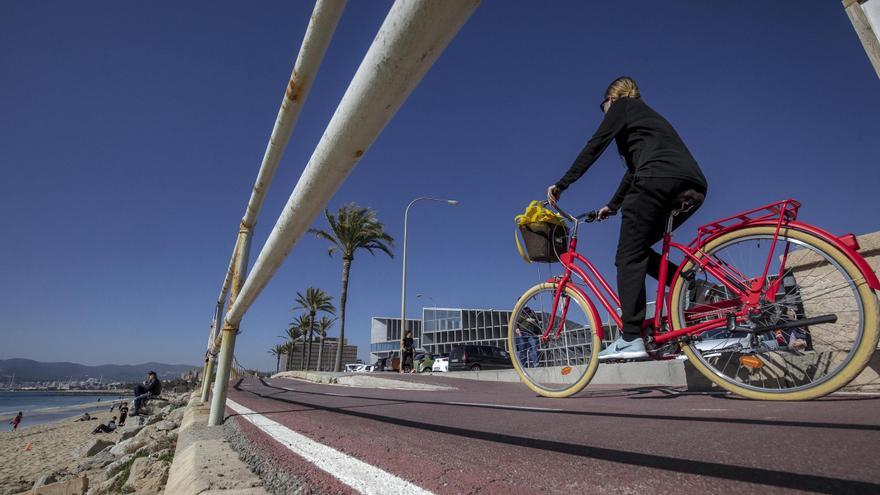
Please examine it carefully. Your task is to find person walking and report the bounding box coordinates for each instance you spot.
[400,331,414,374]
[9,412,22,431]
[548,76,708,360]
[118,402,129,427]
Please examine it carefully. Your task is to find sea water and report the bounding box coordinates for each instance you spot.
[1,391,128,430]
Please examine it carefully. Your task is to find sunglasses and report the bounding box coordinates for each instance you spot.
[599,97,612,113]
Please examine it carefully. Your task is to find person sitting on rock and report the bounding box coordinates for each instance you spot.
[92,416,117,434]
[132,371,162,415]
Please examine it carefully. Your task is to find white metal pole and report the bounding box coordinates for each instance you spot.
[206,0,346,359]
[225,0,480,328]
[399,197,457,373]
[209,227,253,426]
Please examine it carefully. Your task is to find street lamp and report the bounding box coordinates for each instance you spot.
[400,197,458,373]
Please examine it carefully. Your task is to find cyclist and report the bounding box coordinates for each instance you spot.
[547,76,708,360]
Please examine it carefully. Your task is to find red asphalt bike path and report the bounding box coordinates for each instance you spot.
[225,376,880,494]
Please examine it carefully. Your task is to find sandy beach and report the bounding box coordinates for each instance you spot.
[0,409,121,494]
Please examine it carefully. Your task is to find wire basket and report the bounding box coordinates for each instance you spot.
[519,221,569,263]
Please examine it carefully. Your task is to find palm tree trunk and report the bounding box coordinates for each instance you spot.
[334,257,352,372]
[306,312,315,370]
[276,355,280,373]
[316,335,325,371]
[300,333,307,370]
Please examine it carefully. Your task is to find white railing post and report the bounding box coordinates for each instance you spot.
[224,0,481,328]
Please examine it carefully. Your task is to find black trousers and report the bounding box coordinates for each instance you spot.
[616,177,705,337]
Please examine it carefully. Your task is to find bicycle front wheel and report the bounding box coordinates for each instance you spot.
[508,282,602,398]
[670,226,879,400]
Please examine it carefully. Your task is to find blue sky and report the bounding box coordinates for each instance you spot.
[1,1,878,371]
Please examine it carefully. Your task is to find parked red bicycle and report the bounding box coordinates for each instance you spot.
[509,197,879,400]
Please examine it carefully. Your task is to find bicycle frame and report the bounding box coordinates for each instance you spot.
[543,198,879,349]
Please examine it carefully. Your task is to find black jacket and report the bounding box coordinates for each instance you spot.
[555,97,707,210]
[144,377,162,396]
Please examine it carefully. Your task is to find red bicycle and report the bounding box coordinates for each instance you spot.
[509,197,879,399]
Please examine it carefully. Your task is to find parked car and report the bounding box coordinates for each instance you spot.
[448,345,513,371]
[414,353,435,373]
[432,356,449,372]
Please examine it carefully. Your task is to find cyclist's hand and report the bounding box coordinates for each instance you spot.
[547,185,561,205]
[597,205,615,221]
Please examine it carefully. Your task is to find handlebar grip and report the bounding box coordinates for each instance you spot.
[580,209,617,223]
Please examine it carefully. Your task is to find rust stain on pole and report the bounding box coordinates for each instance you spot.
[285,73,309,102]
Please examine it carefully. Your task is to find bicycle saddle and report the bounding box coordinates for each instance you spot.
[674,189,705,212]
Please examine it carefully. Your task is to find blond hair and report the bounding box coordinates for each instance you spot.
[605,76,640,99]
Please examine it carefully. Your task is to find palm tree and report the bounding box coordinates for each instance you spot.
[268,343,286,373]
[309,204,394,372]
[313,316,337,371]
[284,324,305,371]
[292,288,336,371]
[289,314,313,370]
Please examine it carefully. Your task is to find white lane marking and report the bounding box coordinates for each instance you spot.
[444,401,562,412]
[227,399,434,495]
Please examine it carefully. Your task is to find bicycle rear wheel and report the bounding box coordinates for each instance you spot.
[670,226,879,400]
[508,282,601,398]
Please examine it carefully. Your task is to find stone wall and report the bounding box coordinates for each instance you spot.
[786,231,880,391]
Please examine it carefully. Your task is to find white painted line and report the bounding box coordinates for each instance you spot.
[444,401,563,412]
[227,399,435,495]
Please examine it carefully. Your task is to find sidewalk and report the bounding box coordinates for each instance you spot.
[274,359,717,391]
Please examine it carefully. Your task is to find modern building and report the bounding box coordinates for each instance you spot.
[370,317,422,362]
[370,306,628,364]
[281,337,357,372]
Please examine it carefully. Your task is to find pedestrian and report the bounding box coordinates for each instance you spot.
[400,331,414,374]
[548,76,708,360]
[9,412,22,431]
[118,402,129,427]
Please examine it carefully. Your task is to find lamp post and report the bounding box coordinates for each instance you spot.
[400,197,458,373]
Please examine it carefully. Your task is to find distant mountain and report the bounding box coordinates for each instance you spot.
[0,358,198,383]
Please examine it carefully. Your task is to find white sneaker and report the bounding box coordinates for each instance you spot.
[599,336,648,360]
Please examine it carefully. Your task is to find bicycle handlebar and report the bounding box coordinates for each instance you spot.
[545,200,617,224]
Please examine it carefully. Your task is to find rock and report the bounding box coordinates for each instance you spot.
[134,424,160,442]
[104,454,133,479]
[167,407,185,423]
[33,472,57,489]
[118,424,143,441]
[155,419,177,431]
[91,470,124,495]
[159,404,173,415]
[109,437,146,457]
[123,456,169,494]
[75,449,116,473]
[73,438,116,458]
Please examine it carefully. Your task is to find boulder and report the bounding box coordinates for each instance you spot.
[32,472,57,489]
[167,407,185,423]
[123,457,169,494]
[75,450,116,473]
[103,454,133,479]
[109,437,146,457]
[155,420,177,431]
[73,438,116,458]
[91,470,124,495]
[118,424,143,442]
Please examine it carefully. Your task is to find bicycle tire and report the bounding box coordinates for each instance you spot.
[508,282,602,398]
[670,226,879,400]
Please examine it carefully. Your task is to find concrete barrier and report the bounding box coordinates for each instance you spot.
[30,476,88,495]
[164,392,268,495]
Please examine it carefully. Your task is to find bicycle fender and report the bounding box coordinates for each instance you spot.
[697,220,880,291]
